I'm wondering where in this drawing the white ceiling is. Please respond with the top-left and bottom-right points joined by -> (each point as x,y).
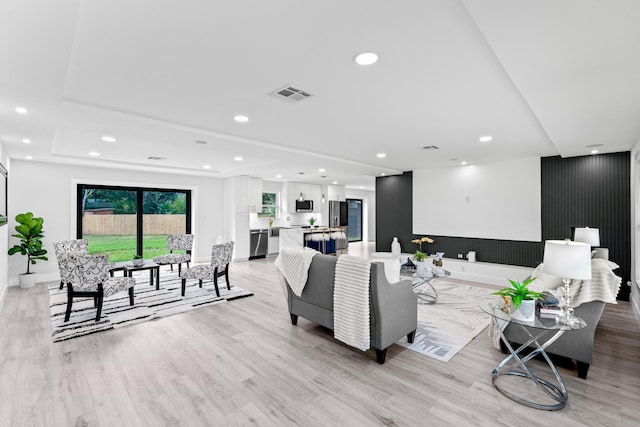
2,0 -> 639,190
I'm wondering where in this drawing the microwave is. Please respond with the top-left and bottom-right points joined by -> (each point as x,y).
295,200 -> 314,212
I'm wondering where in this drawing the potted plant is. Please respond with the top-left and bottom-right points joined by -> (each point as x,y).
414,250 -> 427,276
132,254 -> 144,267
309,217 -> 316,227
7,212 -> 48,288
492,277 -> 542,321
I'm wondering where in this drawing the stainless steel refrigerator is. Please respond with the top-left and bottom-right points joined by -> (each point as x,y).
329,201 -> 348,228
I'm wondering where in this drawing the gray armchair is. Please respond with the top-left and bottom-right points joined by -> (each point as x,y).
286,254 -> 417,364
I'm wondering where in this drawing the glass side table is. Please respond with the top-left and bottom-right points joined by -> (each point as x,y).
481,298 -> 586,411
400,269 -> 450,304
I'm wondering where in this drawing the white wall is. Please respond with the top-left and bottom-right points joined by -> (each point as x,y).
345,188 -> 376,242
413,157 -> 542,241
0,144 -> 9,310
7,160 -> 225,285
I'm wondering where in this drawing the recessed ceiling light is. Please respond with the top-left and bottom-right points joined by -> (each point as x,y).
89,152 -> 100,157
354,52 -> 379,66
461,161 -> 467,165
376,153 -> 386,158
22,139 -> 31,144
591,150 -> 599,154
26,155 -> 33,160
101,136 -> 116,142
234,156 -> 243,161
479,135 -> 493,143
203,164 -> 211,169
234,115 -> 249,123
15,107 -> 28,114
381,173 -> 386,176
318,168 -> 326,173
276,174 -> 282,179
360,186 -> 364,189
332,181 -> 338,185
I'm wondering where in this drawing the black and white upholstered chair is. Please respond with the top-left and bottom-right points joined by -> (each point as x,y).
152,234 -> 194,275
179,241 -> 234,297
53,239 -> 88,289
59,253 -> 136,322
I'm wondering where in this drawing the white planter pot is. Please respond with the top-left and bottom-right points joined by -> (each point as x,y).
515,299 -> 536,321
416,260 -> 425,277
19,273 -> 38,289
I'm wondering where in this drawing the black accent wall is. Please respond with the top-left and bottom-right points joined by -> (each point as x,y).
376,152 -> 631,300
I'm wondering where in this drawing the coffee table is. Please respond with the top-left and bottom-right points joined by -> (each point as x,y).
112,261 -> 161,290
401,269 -> 450,303
481,299 -> 586,410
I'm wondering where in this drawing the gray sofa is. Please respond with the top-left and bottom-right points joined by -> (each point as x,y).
502,249 -> 614,379
286,254 -> 418,364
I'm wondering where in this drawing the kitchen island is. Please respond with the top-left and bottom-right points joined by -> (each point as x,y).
279,227 -> 348,254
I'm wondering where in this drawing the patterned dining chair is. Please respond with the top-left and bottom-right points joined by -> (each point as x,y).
53,239 -> 89,289
59,253 -> 136,322
179,241 -> 234,297
153,234 -> 194,275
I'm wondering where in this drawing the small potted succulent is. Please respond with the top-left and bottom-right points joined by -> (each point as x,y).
132,254 -> 144,267
414,250 -> 427,276
309,217 -> 316,227
493,277 -> 541,321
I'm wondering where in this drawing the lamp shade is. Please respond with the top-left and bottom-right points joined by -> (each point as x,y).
543,240 -> 592,280
574,227 -> 600,247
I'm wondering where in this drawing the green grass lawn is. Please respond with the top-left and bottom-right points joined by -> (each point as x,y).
84,235 -> 185,262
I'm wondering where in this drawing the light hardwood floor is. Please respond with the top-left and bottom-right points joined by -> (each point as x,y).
1,242 -> 639,426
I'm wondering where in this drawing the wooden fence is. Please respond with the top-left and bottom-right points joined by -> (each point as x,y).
82,214 -> 186,235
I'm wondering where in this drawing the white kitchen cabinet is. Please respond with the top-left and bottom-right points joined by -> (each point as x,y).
250,177 -> 262,213
268,236 -> 279,254
327,184 -> 345,201
285,182 -> 322,213
233,176 -> 262,213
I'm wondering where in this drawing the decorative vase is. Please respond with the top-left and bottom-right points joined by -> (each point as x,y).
132,258 -> 144,267
416,260 -> 425,277
19,273 -> 38,289
514,299 -> 536,321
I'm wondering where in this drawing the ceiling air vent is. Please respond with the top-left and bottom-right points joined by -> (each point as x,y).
269,85 -> 314,103
147,156 -> 167,160
420,145 -> 439,151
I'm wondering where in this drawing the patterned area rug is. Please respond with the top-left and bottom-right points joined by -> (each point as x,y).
49,270 -> 253,342
397,281 -> 494,362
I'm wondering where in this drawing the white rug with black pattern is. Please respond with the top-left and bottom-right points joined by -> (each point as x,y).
397,281 -> 494,362
48,270 -> 253,342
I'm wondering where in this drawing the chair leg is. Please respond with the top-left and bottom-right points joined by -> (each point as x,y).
290,313 -> 298,325
129,287 -> 134,306
95,286 -> 104,322
59,280 -> 64,290
577,361 -> 590,379
407,330 -> 416,343
225,265 -> 231,290
93,296 -> 98,308
170,264 -> 174,272
199,279 -> 203,289
375,348 -> 387,364
178,263 -> 181,276
213,275 -> 220,297
181,279 -> 186,297
64,284 -> 73,322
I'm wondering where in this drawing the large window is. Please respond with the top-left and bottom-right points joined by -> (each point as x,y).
259,192 -> 279,218
77,185 -> 191,262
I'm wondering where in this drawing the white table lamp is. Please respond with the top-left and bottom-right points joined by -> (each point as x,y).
543,239 -> 592,326
574,227 -> 600,247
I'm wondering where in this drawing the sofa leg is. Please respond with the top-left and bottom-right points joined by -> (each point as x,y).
577,361 -> 590,379
290,313 -> 298,325
375,348 -> 387,364
407,330 -> 416,343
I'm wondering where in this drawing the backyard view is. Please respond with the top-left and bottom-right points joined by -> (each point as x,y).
81,187 -> 188,262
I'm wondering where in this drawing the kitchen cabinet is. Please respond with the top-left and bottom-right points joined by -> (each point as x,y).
268,236 -> 279,254
286,181 -> 322,213
327,184 -> 345,202
233,176 -> 262,213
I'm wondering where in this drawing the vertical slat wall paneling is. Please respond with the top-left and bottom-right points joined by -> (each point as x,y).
376,172 -> 414,252
541,153 -> 631,300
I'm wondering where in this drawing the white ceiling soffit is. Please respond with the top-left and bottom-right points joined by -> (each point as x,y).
462,0 -> 640,157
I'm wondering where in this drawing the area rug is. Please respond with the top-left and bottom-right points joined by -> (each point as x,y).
397,281 -> 494,362
48,270 -> 253,342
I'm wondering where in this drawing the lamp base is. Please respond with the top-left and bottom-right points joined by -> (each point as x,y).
557,277 -> 586,328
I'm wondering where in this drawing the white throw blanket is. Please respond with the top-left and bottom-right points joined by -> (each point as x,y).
274,248 -> 318,297
333,255 -> 371,351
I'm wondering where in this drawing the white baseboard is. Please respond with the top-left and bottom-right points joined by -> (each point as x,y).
442,258 -> 535,288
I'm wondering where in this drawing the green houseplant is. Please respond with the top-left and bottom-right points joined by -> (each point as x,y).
493,277 -> 541,320
8,212 -> 48,288
132,254 -> 144,267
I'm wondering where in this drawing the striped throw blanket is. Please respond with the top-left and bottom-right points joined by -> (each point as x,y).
274,248 -> 318,297
333,255 -> 371,351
